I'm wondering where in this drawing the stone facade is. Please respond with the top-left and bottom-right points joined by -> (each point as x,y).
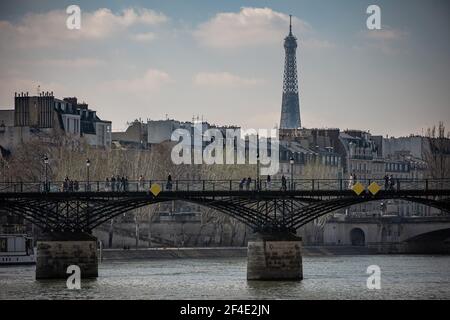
35,233 -> 98,279
247,233 -> 302,280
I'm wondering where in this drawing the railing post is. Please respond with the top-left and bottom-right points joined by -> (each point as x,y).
97,181 -> 100,192
312,179 -> 315,191
229,180 -> 232,191
339,179 -> 342,191
202,180 -> 205,191
20,182 -> 23,193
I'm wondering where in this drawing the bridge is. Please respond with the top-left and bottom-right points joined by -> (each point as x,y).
1,178 -> 449,280
324,215 -> 450,254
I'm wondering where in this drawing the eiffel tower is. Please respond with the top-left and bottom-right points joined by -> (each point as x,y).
280,15 -> 301,129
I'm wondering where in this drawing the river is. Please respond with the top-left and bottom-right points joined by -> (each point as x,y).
1,255 -> 449,299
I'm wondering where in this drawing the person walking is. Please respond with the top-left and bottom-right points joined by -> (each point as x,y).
246,177 -> 252,190
138,175 -> 144,191
239,178 -> 246,191
167,173 -> 173,191
111,176 -> 116,192
105,177 -> 110,192
389,175 -> 395,191
121,176 -> 126,192
116,175 -> 121,191
267,175 -> 271,190
384,175 -> 389,190
281,175 -> 287,191
348,173 -> 354,189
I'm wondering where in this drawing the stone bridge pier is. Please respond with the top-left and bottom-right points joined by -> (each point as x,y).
247,232 -> 303,281
36,232 -> 98,279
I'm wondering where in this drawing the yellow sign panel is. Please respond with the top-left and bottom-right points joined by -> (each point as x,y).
368,182 -> 381,195
352,182 -> 365,196
150,184 -> 162,196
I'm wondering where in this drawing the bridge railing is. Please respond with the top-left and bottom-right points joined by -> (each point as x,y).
0,178 -> 449,193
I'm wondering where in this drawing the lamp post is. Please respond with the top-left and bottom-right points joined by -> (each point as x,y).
43,155 -> 49,192
289,155 -> 294,191
256,134 -> 260,191
86,158 -> 91,191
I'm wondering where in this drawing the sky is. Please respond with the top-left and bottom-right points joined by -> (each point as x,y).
0,0 -> 449,137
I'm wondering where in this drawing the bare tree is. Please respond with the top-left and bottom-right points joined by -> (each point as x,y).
424,122 -> 450,179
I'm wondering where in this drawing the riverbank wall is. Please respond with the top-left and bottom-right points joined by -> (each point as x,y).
100,245 -> 380,261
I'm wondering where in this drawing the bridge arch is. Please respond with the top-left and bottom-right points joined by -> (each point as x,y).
1,197 -> 271,233
287,195 -> 450,229
401,226 -> 450,243
350,228 -> 366,246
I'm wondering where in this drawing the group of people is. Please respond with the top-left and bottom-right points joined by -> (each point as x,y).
239,177 -> 253,190
105,175 -> 130,192
237,175 -> 289,191
57,174 -> 403,193
62,177 -> 79,192
348,173 -> 400,191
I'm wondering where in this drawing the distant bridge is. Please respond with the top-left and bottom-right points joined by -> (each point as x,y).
324,215 -> 450,253
1,179 -> 449,234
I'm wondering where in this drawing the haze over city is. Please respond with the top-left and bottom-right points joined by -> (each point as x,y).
0,0 -> 448,136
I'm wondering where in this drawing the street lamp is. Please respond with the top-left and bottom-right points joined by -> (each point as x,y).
86,158 -> 91,191
43,155 -> 49,192
256,134 -> 260,191
289,155 -> 294,190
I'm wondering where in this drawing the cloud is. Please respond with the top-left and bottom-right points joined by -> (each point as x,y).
131,32 -> 157,43
33,58 -> 106,68
193,7 -> 312,49
193,72 -> 265,87
0,8 -> 167,48
362,28 -> 407,41
356,27 -> 408,54
102,69 -> 172,93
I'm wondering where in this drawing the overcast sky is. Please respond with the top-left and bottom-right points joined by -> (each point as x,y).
0,0 -> 449,137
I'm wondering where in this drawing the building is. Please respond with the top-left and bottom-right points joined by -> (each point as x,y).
382,135 -> 429,159
0,92 -> 111,152
111,119 -> 148,149
278,140 -> 343,180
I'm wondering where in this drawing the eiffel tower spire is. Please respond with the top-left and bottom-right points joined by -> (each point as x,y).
280,15 -> 301,129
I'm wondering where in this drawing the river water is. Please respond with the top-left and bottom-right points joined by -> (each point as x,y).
1,255 -> 449,299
